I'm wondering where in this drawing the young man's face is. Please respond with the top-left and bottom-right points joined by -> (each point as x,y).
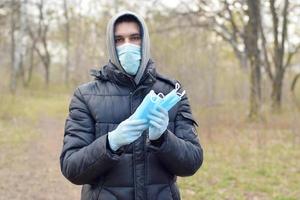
114,22 -> 141,47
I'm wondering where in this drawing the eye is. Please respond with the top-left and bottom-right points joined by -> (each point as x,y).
131,35 -> 141,41
115,37 -> 124,44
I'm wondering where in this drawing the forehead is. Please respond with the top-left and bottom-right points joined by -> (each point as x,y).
114,21 -> 140,36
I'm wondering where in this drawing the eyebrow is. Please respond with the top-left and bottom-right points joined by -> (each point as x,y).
115,33 -> 141,38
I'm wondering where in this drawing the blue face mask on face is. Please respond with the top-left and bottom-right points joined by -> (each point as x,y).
117,43 -> 141,75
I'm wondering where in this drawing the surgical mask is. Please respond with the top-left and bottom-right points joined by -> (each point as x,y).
131,83 -> 185,122
131,90 -> 163,121
158,83 -> 185,111
117,43 -> 141,75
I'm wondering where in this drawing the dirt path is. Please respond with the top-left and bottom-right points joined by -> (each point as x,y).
0,117 -> 81,200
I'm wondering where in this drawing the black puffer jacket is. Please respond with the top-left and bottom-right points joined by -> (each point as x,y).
60,61 -> 203,200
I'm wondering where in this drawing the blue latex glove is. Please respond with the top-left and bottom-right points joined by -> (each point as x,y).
148,106 -> 169,140
108,118 -> 148,151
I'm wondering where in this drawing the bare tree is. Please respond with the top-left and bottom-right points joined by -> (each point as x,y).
260,0 -> 300,112
9,0 -> 18,93
170,0 -> 262,118
63,0 -> 70,86
169,0 -> 300,115
291,73 -> 300,111
181,0 -> 249,70
10,0 -> 27,93
24,40 -> 36,86
245,0 -> 262,119
27,0 -> 51,85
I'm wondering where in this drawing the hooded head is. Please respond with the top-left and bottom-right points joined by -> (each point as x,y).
106,10 -> 151,84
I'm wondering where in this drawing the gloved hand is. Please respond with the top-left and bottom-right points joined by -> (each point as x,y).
108,118 -> 148,151
148,106 -> 169,140
131,90 -> 159,121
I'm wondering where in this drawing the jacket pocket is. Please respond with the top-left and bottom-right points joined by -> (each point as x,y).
180,112 -> 198,127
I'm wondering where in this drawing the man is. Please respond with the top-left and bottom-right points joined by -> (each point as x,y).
60,10 -> 203,200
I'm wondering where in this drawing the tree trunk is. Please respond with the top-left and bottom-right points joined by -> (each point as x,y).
63,0 -> 70,86
31,0 -> 51,86
246,0 -> 262,120
24,43 -> 35,87
9,0 -> 27,93
10,0 -> 21,94
10,1 -> 17,94
268,0 -> 289,112
271,70 -> 284,112
291,73 -> 300,111
45,64 -> 49,85
249,55 -> 261,119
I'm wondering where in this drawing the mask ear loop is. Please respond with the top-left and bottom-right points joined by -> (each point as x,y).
178,90 -> 185,97
175,82 -> 185,97
157,93 -> 164,98
150,92 -> 165,103
175,83 -> 180,91
149,90 -> 158,103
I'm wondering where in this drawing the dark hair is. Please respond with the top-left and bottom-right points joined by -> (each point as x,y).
114,14 -> 143,45
115,14 -> 142,34
115,14 -> 140,25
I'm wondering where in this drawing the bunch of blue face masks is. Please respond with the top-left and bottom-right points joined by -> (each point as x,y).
131,83 -> 185,121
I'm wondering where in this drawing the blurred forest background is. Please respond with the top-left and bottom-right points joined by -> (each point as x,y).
0,0 -> 300,199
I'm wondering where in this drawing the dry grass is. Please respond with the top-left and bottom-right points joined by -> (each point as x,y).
0,87 -> 70,146
179,103 -> 300,200
0,88 -> 299,199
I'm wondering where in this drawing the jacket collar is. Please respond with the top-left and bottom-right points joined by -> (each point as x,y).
90,60 -> 157,88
